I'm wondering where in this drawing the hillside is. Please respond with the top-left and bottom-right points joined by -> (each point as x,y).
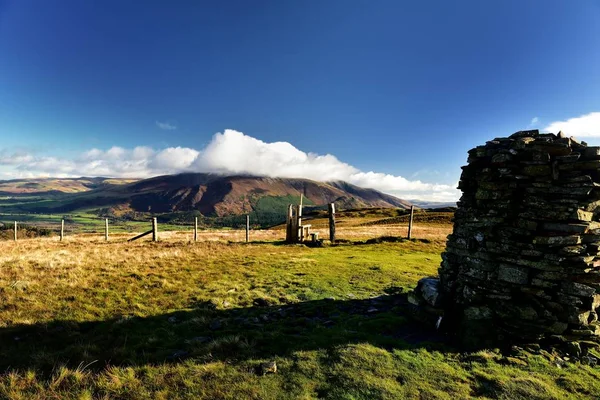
0,173 -> 411,217
0,177 -> 136,194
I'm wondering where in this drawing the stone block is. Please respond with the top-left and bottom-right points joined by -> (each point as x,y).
498,264 -> 529,284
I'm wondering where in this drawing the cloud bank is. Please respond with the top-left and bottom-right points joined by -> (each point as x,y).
0,129 -> 459,202
544,112 -> 600,138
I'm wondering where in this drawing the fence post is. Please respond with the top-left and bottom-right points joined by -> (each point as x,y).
152,217 -> 158,242
60,219 -> 64,241
194,216 -> 198,242
408,205 -> 414,240
286,204 -> 293,243
105,218 -> 109,241
246,214 -> 250,243
14,221 -> 17,241
328,203 -> 336,242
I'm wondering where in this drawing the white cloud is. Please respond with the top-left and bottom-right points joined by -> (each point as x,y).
151,147 -> 200,171
156,121 -> 177,130
0,129 -> 460,202
544,112 -> 600,137
0,152 -> 34,165
528,117 -> 539,128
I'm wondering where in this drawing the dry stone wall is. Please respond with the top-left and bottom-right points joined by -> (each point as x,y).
431,130 -> 600,349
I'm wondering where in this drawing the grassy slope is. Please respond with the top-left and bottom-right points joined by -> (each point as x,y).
0,236 -> 599,399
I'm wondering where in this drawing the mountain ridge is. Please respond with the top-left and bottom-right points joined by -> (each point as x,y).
0,173 -> 412,216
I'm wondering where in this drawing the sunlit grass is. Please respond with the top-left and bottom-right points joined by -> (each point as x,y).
0,227 -> 599,399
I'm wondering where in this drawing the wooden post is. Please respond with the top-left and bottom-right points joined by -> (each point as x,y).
105,218 -> 109,241
286,204 -> 293,243
328,203 -> 336,242
298,197 -> 303,228
246,214 -> 250,243
291,205 -> 299,243
152,217 -> 158,242
408,205 -> 415,240
194,217 -> 198,242
60,219 -> 64,241
14,221 -> 17,241
127,230 -> 153,242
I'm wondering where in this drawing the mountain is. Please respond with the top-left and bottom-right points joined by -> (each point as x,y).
0,173 -> 411,216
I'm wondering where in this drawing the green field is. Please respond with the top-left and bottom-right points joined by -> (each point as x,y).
0,236 -> 599,399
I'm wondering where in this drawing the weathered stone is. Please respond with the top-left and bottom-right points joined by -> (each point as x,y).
546,321 -> 568,335
464,306 -> 493,320
531,278 -> 559,289
417,277 -> 442,307
558,245 -> 587,255
565,341 -> 582,357
491,152 -> 513,164
583,147 -> 600,160
498,264 -> 529,284
556,154 -> 581,163
561,282 -> 597,297
573,209 -> 594,222
533,236 -> 582,247
510,130 -> 539,139
260,361 -> 277,375
542,223 -> 588,235
522,165 -> 552,177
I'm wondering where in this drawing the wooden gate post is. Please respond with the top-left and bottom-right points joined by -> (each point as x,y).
292,205 -> 300,242
194,217 -> 198,242
328,203 -> 336,242
14,221 -> 17,241
152,217 -> 158,242
286,204 -> 293,243
407,205 -> 415,240
246,214 -> 250,243
60,219 -> 64,241
105,218 -> 109,241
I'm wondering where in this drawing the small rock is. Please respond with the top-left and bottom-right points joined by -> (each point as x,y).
261,360 -> 277,375
565,341 -> 582,357
253,298 -> 270,307
581,355 -> 598,367
417,277 -> 442,307
168,316 -> 177,324
367,307 -> 378,313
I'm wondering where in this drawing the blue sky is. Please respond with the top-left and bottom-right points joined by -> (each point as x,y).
1,0 -> 600,201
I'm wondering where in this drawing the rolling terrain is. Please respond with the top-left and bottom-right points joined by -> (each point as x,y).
0,177 -> 135,195
0,173 -> 411,217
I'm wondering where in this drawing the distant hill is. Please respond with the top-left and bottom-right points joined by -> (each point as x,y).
0,177 -> 135,195
0,173 -> 411,217
408,199 -> 457,209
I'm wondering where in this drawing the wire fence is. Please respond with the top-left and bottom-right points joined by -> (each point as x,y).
0,212 -> 291,243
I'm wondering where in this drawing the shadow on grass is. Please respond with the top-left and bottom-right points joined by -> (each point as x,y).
0,294 -> 452,376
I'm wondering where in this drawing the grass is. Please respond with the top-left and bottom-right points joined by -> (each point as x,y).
0,226 -> 599,398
